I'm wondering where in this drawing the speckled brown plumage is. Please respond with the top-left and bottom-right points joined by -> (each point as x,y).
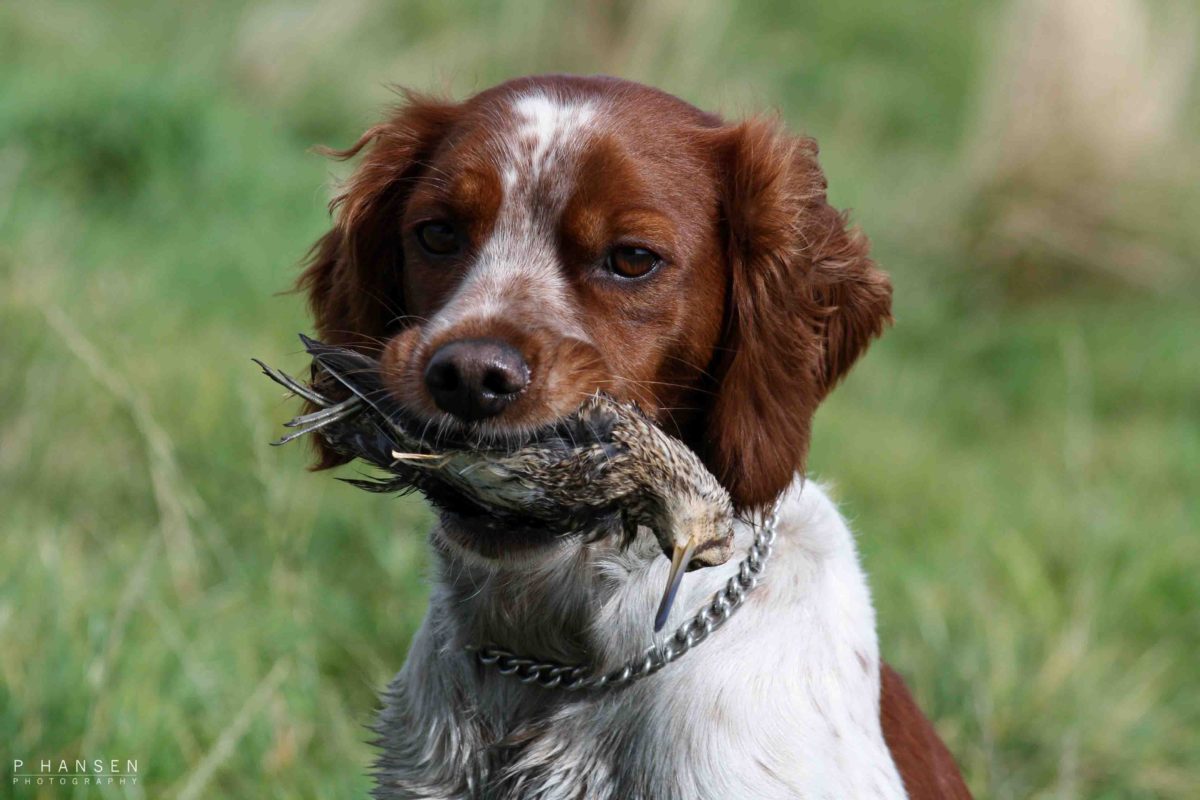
258,336 -> 735,626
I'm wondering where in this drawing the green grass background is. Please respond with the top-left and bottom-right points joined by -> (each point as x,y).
1,1 -> 1197,797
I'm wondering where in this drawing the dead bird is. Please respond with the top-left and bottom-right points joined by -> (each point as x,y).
257,334 -> 735,630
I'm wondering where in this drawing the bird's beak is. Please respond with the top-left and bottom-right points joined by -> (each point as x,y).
390,450 -> 447,464
654,535 -> 696,632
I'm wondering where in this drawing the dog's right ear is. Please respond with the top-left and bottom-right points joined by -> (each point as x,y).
297,91 -> 460,468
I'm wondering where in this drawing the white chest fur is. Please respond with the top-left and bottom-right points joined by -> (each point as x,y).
373,479 -> 907,800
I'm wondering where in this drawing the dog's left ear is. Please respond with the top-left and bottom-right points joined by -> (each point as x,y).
701,117 -> 892,511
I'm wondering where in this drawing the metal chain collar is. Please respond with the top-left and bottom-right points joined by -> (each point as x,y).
467,500 -> 781,691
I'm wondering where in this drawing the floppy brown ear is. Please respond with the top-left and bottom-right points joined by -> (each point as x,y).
703,118 -> 892,511
297,92 -> 460,468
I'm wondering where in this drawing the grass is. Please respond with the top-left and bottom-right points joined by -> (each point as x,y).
1,1 -> 1196,797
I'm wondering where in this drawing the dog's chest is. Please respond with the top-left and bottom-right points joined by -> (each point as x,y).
469,669 -> 905,800
372,482 -> 907,799
375,640 -> 905,800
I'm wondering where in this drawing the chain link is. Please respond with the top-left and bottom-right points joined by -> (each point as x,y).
467,499 -> 782,691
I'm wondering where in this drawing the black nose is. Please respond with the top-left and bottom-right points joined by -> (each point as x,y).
423,338 -> 530,421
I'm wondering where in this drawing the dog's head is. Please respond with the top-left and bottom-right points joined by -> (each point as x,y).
301,75 -> 890,535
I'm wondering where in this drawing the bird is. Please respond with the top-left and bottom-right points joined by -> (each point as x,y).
256,335 -> 736,631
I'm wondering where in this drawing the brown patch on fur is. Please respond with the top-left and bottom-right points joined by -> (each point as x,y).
881,663 -> 973,799
556,130 -> 727,442
700,118 -> 892,510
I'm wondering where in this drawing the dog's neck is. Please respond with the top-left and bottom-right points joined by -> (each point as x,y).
432,518 -> 686,672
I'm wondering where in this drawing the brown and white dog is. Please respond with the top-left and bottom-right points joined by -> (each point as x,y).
299,74 -> 970,799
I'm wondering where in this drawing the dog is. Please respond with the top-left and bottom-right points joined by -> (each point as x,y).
298,74 -> 970,799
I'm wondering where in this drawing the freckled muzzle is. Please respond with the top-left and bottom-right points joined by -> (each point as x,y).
257,334 -> 736,630
378,313 -> 611,437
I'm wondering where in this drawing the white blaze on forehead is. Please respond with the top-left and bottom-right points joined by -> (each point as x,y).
511,93 -> 597,183
430,92 -> 599,340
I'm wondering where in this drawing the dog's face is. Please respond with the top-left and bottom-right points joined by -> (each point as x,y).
387,85 -> 728,452
302,75 -> 891,554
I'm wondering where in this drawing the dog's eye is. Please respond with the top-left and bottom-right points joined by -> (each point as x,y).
415,221 -> 461,256
606,246 -> 662,279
